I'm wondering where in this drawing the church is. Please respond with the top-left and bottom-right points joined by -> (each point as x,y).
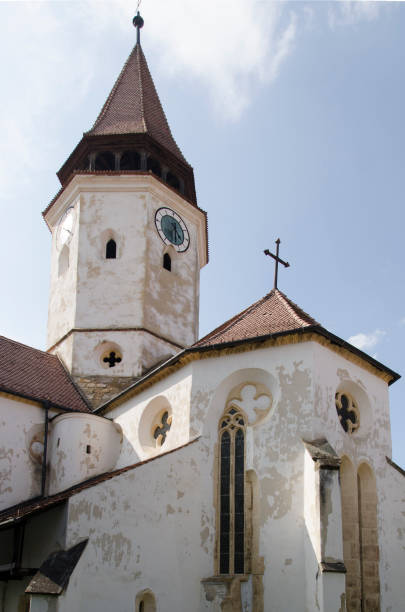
0,12 -> 404,612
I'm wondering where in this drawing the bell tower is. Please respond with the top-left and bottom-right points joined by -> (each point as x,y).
44,13 -> 208,407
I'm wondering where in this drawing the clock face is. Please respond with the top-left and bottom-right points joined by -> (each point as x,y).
56,206 -> 76,250
155,207 -> 190,252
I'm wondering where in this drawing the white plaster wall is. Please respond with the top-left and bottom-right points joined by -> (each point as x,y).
68,329 -> 180,378
50,337 -> 402,611
45,174 -> 207,378
60,441 -> 209,612
48,412 -> 123,495
47,197 -> 80,349
110,365 -> 193,467
0,396 -> 56,511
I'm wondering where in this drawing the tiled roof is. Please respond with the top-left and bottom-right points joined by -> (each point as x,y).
0,336 -> 89,412
87,44 -> 186,163
194,289 -> 320,348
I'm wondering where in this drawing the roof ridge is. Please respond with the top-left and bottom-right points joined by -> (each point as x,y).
275,289 -> 320,326
87,45 -> 135,135
136,44 -> 147,133
196,291 -> 274,346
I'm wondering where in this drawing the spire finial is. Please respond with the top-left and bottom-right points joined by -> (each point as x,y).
264,238 -> 290,290
133,9 -> 144,45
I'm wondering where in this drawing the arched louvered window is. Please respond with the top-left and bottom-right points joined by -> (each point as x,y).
218,406 -> 246,574
106,239 -> 116,259
163,253 -> 171,271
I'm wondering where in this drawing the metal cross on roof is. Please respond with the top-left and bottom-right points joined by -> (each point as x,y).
133,10 -> 144,45
264,238 -> 290,290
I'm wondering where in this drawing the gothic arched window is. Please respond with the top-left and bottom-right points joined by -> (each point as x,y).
106,239 -> 117,259
218,406 -> 246,575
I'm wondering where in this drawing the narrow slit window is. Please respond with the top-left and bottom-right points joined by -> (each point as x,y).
163,253 -> 171,271
106,239 -> 116,259
86,445 -> 91,454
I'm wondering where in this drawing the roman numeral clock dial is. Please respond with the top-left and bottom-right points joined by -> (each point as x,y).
154,207 -> 190,252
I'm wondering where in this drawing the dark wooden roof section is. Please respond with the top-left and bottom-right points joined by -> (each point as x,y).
87,43 -> 186,163
194,289 -> 320,348
0,335 -> 89,412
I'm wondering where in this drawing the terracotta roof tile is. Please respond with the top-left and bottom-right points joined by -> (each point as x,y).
0,335 -> 89,412
87,44 -> 186,163
194,289 -> 320,348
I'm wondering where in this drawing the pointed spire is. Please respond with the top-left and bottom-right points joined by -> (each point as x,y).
86,14 -> 186,164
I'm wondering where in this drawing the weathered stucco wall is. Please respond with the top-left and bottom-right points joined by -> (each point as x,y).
0,395 -> 57,511
48,412 -> 123,495
46,174 -> 206,379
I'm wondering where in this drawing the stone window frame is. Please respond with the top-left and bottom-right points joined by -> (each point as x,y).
216,404 -> 247,576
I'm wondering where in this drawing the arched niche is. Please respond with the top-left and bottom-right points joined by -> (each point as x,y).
135,590 -> 156,612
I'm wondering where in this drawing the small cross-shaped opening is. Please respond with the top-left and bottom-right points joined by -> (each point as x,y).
153,411 -> 172,446
103,351 -> 122,368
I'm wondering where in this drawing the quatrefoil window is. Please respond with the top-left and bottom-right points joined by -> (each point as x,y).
335,392 -> 359,434
153,411 -> 172,446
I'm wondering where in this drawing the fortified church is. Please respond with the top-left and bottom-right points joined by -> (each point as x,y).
0,13 -> 404,612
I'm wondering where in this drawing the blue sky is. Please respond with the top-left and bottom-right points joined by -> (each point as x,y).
1,1 -> 404,465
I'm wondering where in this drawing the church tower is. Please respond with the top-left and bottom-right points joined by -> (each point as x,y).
43,13 -> 208,405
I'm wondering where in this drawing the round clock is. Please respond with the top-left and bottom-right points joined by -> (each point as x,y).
155,207 -> 190,252
56,206 -> 76,250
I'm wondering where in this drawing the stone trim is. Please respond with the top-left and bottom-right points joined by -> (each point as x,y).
320,560 -> 347,574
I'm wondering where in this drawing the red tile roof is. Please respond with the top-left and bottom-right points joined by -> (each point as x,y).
0,336 -> 89,412
194,289 -> 320,348
87,44 -> 186,164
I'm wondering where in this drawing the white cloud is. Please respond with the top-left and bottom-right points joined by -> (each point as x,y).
347,329 -> 386,351
328,0 -> 396,29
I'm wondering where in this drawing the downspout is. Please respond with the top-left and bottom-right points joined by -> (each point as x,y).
41,401 -> 49,497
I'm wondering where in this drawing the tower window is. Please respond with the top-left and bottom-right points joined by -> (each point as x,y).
86,445 -> 91,454
147,156 -> 161,177
94,151 -> 115,171
163,253 -> 171,271
120,150 -> 141,171
166,172 -> 180,191
102,350 -> 122,368
106,239 -> 117,259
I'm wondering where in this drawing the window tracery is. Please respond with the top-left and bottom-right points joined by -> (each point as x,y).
335,392 -> 359,434
153,410 -> 172,446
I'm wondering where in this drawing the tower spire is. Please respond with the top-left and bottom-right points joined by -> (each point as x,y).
133,10 -> 144,45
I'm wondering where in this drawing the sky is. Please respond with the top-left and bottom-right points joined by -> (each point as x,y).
0,0 -> 405,466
